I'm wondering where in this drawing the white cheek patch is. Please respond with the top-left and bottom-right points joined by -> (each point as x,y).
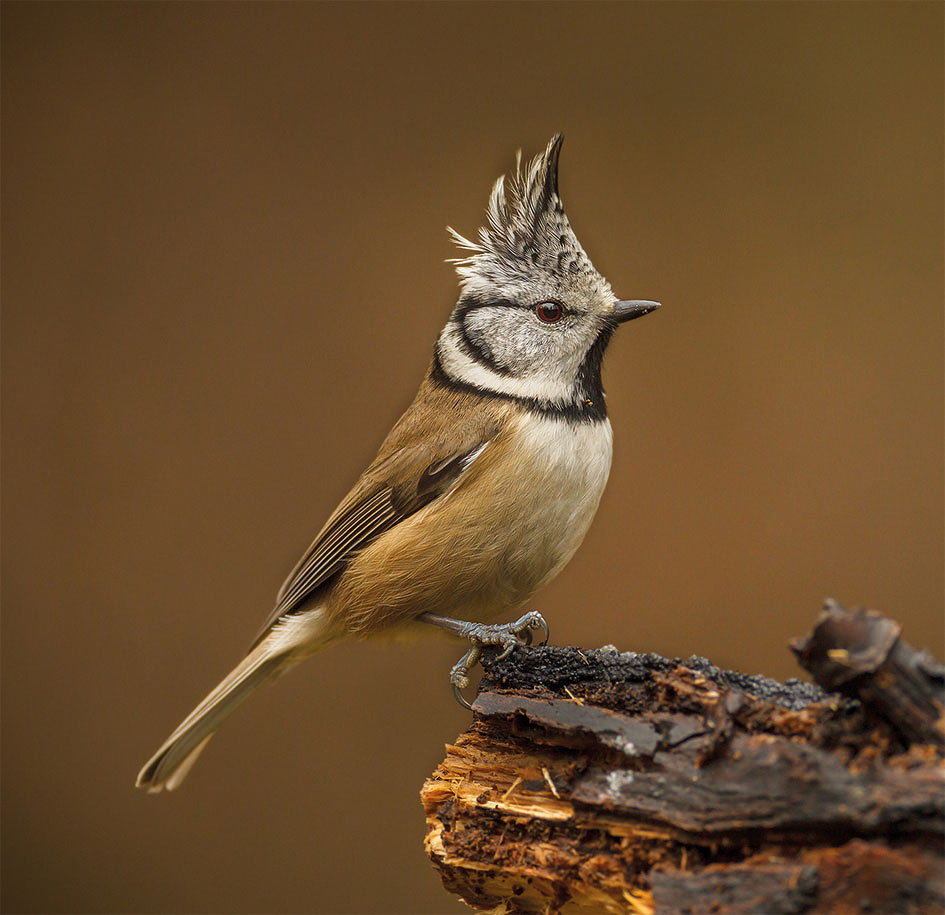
438,322 -> 577,404
461,307 -> 510,371
463,306 -> 558,374
449,305 -> 593,400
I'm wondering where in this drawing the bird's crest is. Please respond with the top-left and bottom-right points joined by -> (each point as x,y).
448,134 -> 600,295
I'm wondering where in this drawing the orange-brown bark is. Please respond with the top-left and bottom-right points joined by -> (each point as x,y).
421,604 -> 944,914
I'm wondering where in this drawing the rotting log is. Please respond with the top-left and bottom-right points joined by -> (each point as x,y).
421,602 -> 945,914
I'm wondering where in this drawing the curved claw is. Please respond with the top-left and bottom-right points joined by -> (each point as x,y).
452,681 -> 473,710
513,612 -> 549,646
496,639 -> 519,661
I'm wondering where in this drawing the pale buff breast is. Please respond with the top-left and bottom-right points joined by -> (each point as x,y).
327,411 -> 614,634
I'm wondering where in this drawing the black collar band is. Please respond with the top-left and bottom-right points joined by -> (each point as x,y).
430,348 -> 608,424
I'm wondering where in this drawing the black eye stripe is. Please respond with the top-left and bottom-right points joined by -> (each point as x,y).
454,295 -> 516,319
455,294 -> 571,318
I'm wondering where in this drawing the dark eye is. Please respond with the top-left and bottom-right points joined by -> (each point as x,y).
534,301 -> 564,323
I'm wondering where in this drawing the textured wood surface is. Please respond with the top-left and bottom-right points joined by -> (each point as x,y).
421,604 -> 945,914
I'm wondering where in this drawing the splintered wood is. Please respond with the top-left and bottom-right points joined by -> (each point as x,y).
421,603 -> 944,914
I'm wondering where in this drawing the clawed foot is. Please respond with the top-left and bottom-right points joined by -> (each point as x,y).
446,611 -> 550,709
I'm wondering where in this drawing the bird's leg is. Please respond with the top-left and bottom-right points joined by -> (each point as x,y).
418,611 -> 550,709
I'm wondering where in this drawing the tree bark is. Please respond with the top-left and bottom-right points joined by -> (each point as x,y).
421,603 -> 944,914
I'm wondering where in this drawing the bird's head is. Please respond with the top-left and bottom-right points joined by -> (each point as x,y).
436,134 -> 658,415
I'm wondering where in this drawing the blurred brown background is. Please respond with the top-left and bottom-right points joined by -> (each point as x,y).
2,3 -> 942,913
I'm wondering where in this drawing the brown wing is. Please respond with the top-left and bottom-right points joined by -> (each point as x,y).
248,438 -> 491,648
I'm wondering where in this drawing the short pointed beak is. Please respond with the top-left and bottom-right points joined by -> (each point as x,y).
613,299 -> 661,323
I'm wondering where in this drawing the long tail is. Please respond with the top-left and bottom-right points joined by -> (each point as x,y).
136,611 -> 328,793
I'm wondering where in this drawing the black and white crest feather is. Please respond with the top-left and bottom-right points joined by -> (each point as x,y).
448,134 -> 605,296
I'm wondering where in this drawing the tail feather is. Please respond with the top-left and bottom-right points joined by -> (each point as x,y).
137,644 -> 292,793
162,735 -> 212,792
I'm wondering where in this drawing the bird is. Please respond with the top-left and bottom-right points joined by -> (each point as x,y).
136,134 -> 659,793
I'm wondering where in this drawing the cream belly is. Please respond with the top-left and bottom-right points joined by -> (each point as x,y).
327,411 -> 614,634
509,412 -> 614,592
